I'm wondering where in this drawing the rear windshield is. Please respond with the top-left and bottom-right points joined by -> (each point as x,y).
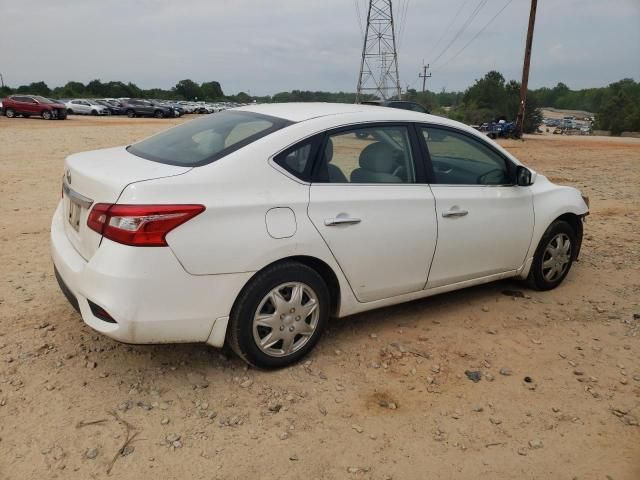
128,110 -> 291,166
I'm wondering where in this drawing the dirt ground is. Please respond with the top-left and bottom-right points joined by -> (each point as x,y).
0,115 -> 639,480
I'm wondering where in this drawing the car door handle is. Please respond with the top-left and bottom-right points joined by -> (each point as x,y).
442,208 -> 468,218
324,216 -> 361,226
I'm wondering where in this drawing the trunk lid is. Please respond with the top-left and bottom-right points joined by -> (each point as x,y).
61,146 -> 191,260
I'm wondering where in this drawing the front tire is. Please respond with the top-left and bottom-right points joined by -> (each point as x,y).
227,262 -> 329,368
154,110 -> 164,118
527,220 -> 577,290
126,109 -> 136,118
42,110 -> 52,120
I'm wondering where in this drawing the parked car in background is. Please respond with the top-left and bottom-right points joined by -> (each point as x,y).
95,99 -> 123,115
65,99 -> 110,116
150,100 -> 184,117
177,101 -> 196,113
2,95 -> 67,120
120,99 -> 177,118
52,103 -> 589,368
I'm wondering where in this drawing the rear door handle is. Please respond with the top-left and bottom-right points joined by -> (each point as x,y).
324,215 -> 361,226
442,208 -> 468,218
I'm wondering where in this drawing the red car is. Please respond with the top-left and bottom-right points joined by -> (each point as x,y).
2,95 -> 67,120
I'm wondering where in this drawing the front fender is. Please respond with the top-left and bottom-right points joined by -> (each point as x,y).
518,175 -> 589,278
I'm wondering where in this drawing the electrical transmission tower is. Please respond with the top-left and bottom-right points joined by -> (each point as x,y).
356,0 -> 402,102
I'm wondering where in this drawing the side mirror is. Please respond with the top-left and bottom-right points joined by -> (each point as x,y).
516,166 -> 535,186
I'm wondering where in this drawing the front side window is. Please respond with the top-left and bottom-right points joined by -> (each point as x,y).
128,110 -> 290,166
314,126 -> 416,184
421,127 -> 512,185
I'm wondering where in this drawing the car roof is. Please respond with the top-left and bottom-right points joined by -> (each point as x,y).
235,102 -> 523,167
235,102 -> 444,123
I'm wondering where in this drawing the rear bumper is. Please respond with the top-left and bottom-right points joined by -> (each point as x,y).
50,203 -> 252,346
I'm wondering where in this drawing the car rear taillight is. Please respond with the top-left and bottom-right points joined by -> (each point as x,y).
87,204 -> 205,246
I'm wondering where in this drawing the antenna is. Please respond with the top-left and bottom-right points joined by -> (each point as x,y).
356,0 -> 402,102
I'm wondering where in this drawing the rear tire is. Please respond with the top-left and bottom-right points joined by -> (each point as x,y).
126,109 -> 136,118
527,220 -> 577,291
5,108 -> 15,118
67,109 -> 74,114
227,262 -> 329,369
42,110 -> 52,120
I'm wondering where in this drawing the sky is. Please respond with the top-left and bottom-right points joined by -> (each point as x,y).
1,0 -> 639,95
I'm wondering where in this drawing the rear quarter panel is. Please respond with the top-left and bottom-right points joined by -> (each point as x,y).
116,131 -> 346,278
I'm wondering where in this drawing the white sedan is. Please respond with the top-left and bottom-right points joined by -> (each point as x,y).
51,103 -> 589,368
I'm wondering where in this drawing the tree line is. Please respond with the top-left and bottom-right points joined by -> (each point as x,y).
0,79 -> 243,103
2,74 -> 637,134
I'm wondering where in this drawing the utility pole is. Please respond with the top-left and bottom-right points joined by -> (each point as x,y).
356,0 -> 402,102
515,0 -> 538,138
0,73 -> 4,88
419,64 -> 431,93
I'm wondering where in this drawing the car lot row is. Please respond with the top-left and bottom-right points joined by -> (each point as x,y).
0,94 -> 245,120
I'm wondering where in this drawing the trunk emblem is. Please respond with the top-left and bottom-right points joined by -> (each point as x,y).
66,170 -> 72,185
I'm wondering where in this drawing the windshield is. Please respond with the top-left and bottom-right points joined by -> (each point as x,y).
33,96 -> 59,104
127,110 -> 291,167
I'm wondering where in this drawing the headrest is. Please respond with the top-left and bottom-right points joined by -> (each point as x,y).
324,138 -> 333,163
359,142 -> 398,174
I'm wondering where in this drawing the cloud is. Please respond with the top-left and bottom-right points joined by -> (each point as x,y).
0,0 -> 638,94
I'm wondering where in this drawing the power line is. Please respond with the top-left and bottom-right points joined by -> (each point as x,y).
430,0 -> 488,66
437,0 -> 514,71
430,0 -> 471,56
354,0 -> 365,39
396,0 -> 411,50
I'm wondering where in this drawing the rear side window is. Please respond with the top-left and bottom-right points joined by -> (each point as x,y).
273,138 -> 319,182
128,111 -> 291,167
313,125 -> 417,184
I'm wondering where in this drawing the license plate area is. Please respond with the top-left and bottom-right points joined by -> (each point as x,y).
62,181 -> 93,234
68,198 -> 82,231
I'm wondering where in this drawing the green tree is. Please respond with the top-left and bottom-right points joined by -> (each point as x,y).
86,79 -> 107,97
200,81 -> 224,100
173,79 -> 202,100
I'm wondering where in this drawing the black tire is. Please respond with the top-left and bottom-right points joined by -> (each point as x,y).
42,110 -> 52,120
5,108 -> 15,118
154,110 -> 164,119
91,109 -> 98,116
527,220 -> 577,291
227,261 -> 330,369
67,109 -> 73,114
126,109 -> 136,118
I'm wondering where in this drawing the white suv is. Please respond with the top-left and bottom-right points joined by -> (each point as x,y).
65,99 -> 110,116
